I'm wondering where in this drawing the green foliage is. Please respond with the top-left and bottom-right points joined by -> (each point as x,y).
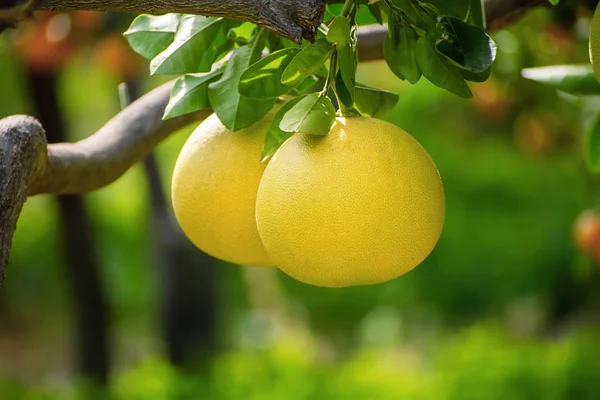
125,0 -> 497,155
279,93 -> 337,135
4,324 -> 600,400
208,45 -> 275,131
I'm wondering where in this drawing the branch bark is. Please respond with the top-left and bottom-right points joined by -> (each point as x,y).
36,0 -> 327,43
0,82 -> 208,283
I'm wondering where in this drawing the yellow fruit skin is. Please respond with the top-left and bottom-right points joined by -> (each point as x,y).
591,4 -> 600,83
172,113 -> 272,266
256,117 -> 445,287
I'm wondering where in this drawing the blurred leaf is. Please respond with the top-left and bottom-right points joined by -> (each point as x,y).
281,39 -> 333,86
467,0 -> 486,30
415,35 -> 472,98
385,15 -> 421,84
124,14 -> 181,60
239,48 -> 301,99
354,84 -> 399,118
208,46 -> 275,131
335,72 -> 354,109
327,17 -> 351,46
262,97 -> 305,161
435,15 -> 497,73
384,35 -> 406,81
280,93 -> 336,135
151,16 -> 238,75
462,66 -> 491,82
163,69 -> 222,120
338,44 -> 357,99
391,0 -> 418,24
428,0 -> 469,18
368,2 -> 387,25
521,65 -> 600,95
586,111 -> 600,173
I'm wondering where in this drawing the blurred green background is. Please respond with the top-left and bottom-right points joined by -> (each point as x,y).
2,3 -> 600,399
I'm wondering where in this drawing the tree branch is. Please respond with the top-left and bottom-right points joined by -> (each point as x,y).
34,0 -> 327,43
0,82 -> 208,283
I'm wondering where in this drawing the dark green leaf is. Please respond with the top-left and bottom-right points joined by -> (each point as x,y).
467,0 -> 486,30
164,69 -> 223,120
335,72 -> 354,109
391,0 -> 418,24
281,39 -> 333,86
151,16 -> 239,75
208,46 -> 275,131
280,93 -> 336,135
394,22 -> 422,84
586,111 -> 600,173
354,84 -> 399,118
338,44 -> 356,99
261,97 -> 305,161
435,15 -> 497,73
383,12 -> 406,81
426,0 -> 465,18
521,65 -> 600,96
295,76 -> 320,94
238,48 -> 301,99
368,2 -> 388,25
415,36 -> 472,98
462,67 -> 491,82
124,14 -> 181,60
327,17 -> 350,46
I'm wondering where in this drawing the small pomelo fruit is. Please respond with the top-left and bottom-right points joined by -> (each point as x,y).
255,117 -> 445,287
172,112 -> 272,266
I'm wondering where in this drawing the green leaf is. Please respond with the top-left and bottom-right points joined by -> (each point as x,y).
435,15 -> 497,73
261,97 -> 305,161
280,93 -> 336,135
281,39 -> 333,86
383,35 -> 405,81
388,20 -> 422,84
368,2 -> 388,25
338,44 -> 356,99
163,69 -> 223,120
295,76 -> 320,94
208,46 -> 275,131
327,17 -> 351,46
124,14 -> 181,60
354,84 -> 399,118
521,65 -> 600,96
467,0 -> 486,30
335,72 -> 354,109
238,48 -> 301,99
462,67 -> 491,82
586,111 -> 600,173
391,0 -> 418,24
150,16 -> 239,75
428,0 -> 468,19
415,36 -> 472,98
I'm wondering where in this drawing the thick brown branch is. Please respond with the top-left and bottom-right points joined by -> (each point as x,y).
28,82 -> 208,195
0,116 -> 46,283
0,81 -> 206,283
35,0 -> 326,43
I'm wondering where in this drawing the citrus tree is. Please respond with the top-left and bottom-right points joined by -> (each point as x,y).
0,0 -> 561,286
